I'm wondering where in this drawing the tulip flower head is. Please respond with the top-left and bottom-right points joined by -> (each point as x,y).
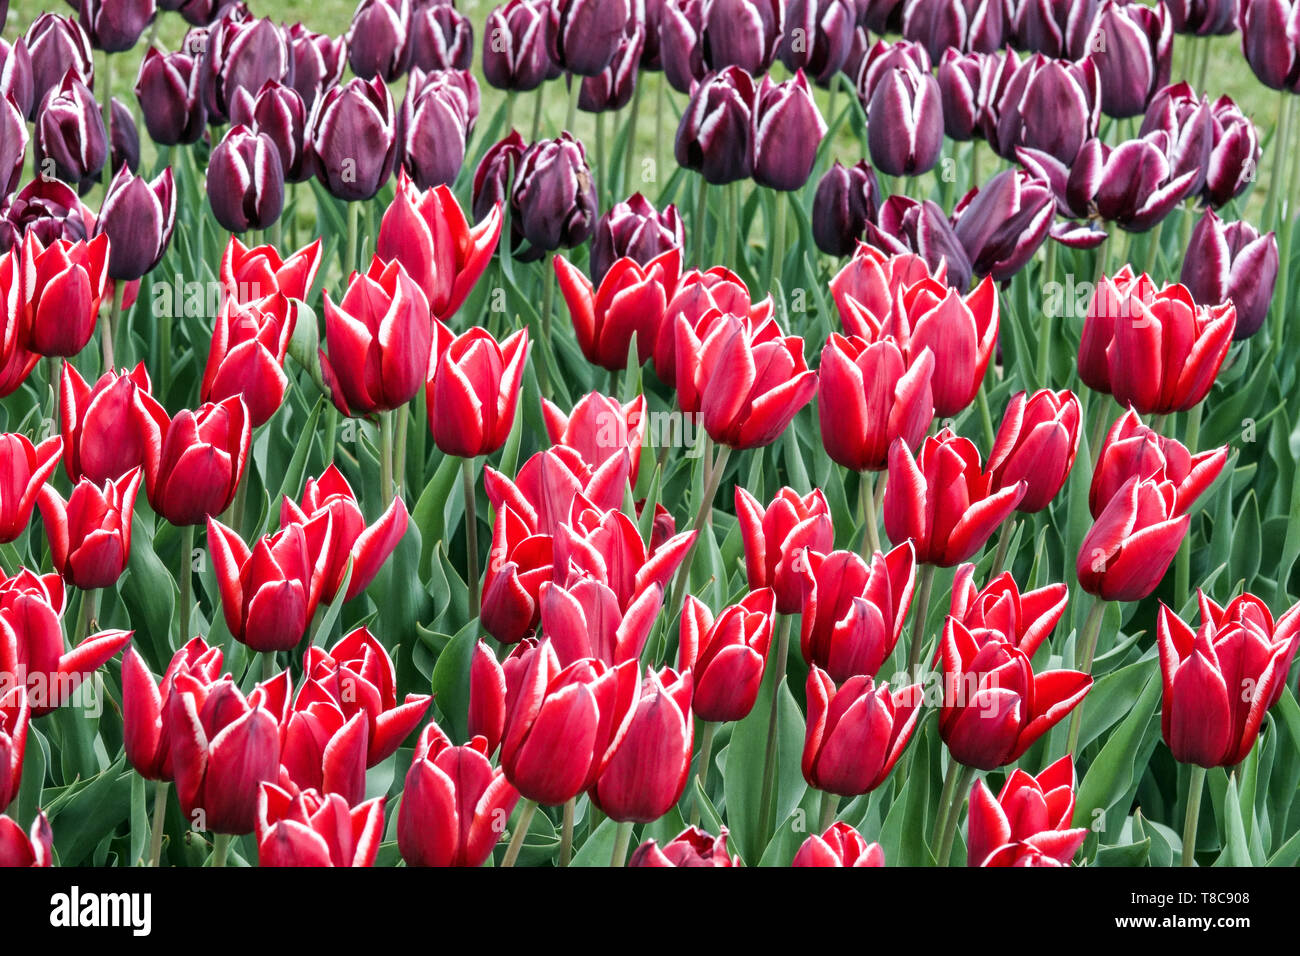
678,589 -> 775,722
257,784 -> 386,867
966,755 -> 1087,867
628,825 -> 740,866
37,468 -> 142,591
735,486 -> 834,614
792,821 -> 886,866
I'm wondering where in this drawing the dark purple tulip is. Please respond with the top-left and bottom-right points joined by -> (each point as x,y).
1239,0 -> 1300,91
864,195 -> 971,290
207,124 -> 285,233
95,165 -> 177,280
675,65 -> 756,185
307,76 -> 398,201
399,69 -> 475,188
0,177 -> 95,251
580,22 -> 644,112
855,37 -> 931,103
754,71 -> 827,190
286,24 -> 348,110
349,0 -> 413,81
702,0 -> 783,73
78,0 -> 156,53
511,132 -> 598,254
483,0 -> 554,92
549,0 -> 632,76
229,81 -> 309,183
812,159 -> 879,257
1182,209 -> 1278,340
0,95 -> 26,199
591,193 -> 684,284
109,97 -> 140,178
204,12 -> 292,124
35,71 -> 108,186
176,0 -> 235,26
24,14 -> 95,119
135,48 -> 206,146
779,0 -> 856,86
0,39 -> 35,121
411,1 -> 474,71
660,0 -> 706,93
855,0 -> 904,32
1139,82 -> 1212,199
1203,96 -> 1260,209
902,0 -> 1006,61
473,129 -> 525,224
643,0 -> 667,68
841,24 -> 870,84
867,62 -> 943,177
990,52 -> 1099,164
1168,0 -> 1236,35
1009,0 -> 1097,58
937,49 -> 985,141
1084,0 -> 1171,119
952,168 -> 1054,281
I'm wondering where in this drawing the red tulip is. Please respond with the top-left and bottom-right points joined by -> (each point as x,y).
425,325 -> 529,458
0,433 -> 62,543
679,590 -> 775,722
480,503 -> 554,645
556,249 -> 682,371
655,266 -> 772,387
200,293 -> 297,427
628,826 -> 741,866
800,543 -> 917,682
938,619 -> 1092,770
37,468 -> 142,590
121,638 -> 223,781
987,389 -> 1081,513
0,685 -> 28,810
593,666 -> 694,823
967,755 -> 1086,867
829,245 -> 941,328
735,486 -> 834,615
219,235 -> 322,303
59,362 -> 151,485
792,822 -> 886,867
23,233 -> 109,357
0,245 -> 38,398
0,812 -> 51,867
257,784 -> 385,867
398,722 -> 520,866
271,680 -> 370,805
539,571 -> 663,668
1076,475 -> 1189,602
1197,590 -> 1300,713
802,666 -> 923,796
134,395 -> 251,527
542,392 -> 647,486
485,444 -> 630,539
468,639 -> 506,754
1090,408 -> 1227,519
949,564 -> 1068,660
884,429 -> 1027,567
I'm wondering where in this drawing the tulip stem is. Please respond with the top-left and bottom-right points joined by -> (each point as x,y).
461,456 -> 481,613
990,517 -> 1016,577
501,799 -> 537,867
393,405 -> 409,499
102,282 -> 124,374
690,721 -> 717,828
565,75 -> 580,134
756,614 -> 793,842
906,565 -> 936,678
1065,595 -> 1107,756
99,52 -> 113,157
74,588 -> 99,644
1181,765 -> 1207,867
559,798 -> 575,867
610,820 -> 635,867
379,411 -> 395,504
531,89 -> 544,141
767,191 -> 788,297
539,252 -> 556,355
931,759 -> 961,848
595,110 -> 607,208
1036,239 -> 1058,385
975,378 -> 994,450
178,523 -> 194,642
1273,95 -> 1300,352
346,198 -> 360,276
623,80 -> 642,196
261,652 -> 276,682
858,471 -> 881,558
147,781 -> 169,867
1142,220 -> 1164,279
693,174 -> 708,267
211,833 -> 230,867
1264,88 -> 1291,236
818,791 -> 839,834
935,765 -> 977,866
1173,403 -> 1202,611
655,76 -> 666,194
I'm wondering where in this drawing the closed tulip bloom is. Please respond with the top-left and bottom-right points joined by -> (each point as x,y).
542,391 -> 646,484
989,53 -> 1099,164
308,76 -> 397,201
862,195 -> 973,292
134,48 -> 205,146
0,179 -> 95,254
1202,96 -> 1261,209
320,258 -> 432,416
481,507 -> 554,643
1076,266 -> 1151,394
779,0 -> 856,84
548,0 -> 631,76
1239,0 -> 1300,91
655,266 -> 773,386
257,785 -> 385,867
229,81 -> 309,184
0,813 -> 52,868
273,689 -> 370,804
134,395 -> 251,526
813,161 -> 879,257
121,638 -> 223,781
0,94 -> 25,200
1181,210 -> 1277,341
736,486 -> 834,614
987,389 -> 1080,513
59,363 -> 150,485
286,24 -> 347,110
580,21 -> 644,113
702,0 -> 782,72
593,666 -> 693,822
1139,83 -> 1214,199
793,821 -> 886,866
484,444 -> 632,538
221,236 -> 322,303
399,68 -> 475,190
1091,408 -> 1227,519
202,13 -> 292,123
24,14 -> 94,117
169,677 -> 280,834
0,39 -> 35,123
952,168 -> 1055,281
426,325 -> 529,458
94,166 -> 176,281
939,619 -> 1091,770
410,1 -> 472,71
856,35 -> 932,102
949,564 -> 1068,659
829,243 -> 942,323
483,0 -> 552,91
801,543 -> 916,681
1199,592 -> 1300,711
500,642 -> 640,804
935,49 -> 985,141
966,755 -> 1086,867
1076,475 -> 1189,602
675,66 -> 757,185
679,590 -> 774,722
23,233 -> 108,358
803,666 -> 923,796
866,63 -> 942,177
511,134 -> 598,255
629,826 -> 740,866
902,0 -> 1005,60
1084,0 -> 1171,118
818,333 -> 934,473
34,71 -> 107,185
37,468 -> 141,590
206,125 -> 285,234
753,71 -> 827,190
1008,0 -> 1097,57
556,248 -> 680,371
0,685 -> 28,810
79,0 -> 155,53
0,433 -> 63,543
200,293 -> 296,427
660,0 -> 706,94
1166,0 -> 1235,34
591,195 -> 684,287
1157,597 -> 1300,767
885,430 -> 1027,567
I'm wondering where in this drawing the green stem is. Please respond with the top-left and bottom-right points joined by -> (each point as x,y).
100,53 -> 113,154
1181,765 -> 1207,867
690,721 -> 717,829
931,759 -> 961,847
1142,219 -> 1164,279
818,791 -> 839,834
1173,403 -> 1202,611
655,75 -> 666,194
74,588 -> 99,643
595,109 -> 607,208
757,613 -> 793,841
346,198 -> 360,276
178,523 -> 194,642
768,191 -> 788,296
505,91 -> 516,134
393,404 -> 409,499
623,79 -> 643,196
990,517 -> 1016,577
103,282 -> 125,373
531,88 -> 544,141
858,471 -> 881,557
379,411 -> 395,504
935,765 -> 977,866
501,799 -> 537,867
565,74 -> 580,133
1065,595 -> 1107,755
461,456 -> 481,613
147,781 -> 169,867
211,833 -> 231,867
610,819 -> 635,867
1264,88 -> 1291,236
1036,239 -> 1058,384
975,377 -> 995,450
261,651 -> 276,682
1272,95 -> 1300,352
906,565 -> 936,677
694,174 -> 709,267
559,798 -> 575,867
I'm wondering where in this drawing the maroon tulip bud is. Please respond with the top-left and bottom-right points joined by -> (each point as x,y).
308,76 -> 398,202
134,48 -> 206,147
0,39 -> 34,123
1203,95 -> 1260,209
856,0 -> 905,32
0,94 -> 26,203
1240,0 -> 1300,91
855,36 -> 931,102
866,62 -> 942,177
863,195 -> 972,291
1138,82 -> 1213,198
34,71 -> 107,185
79,0 -> 156,54
1181,209 -> 1278,341
348,0 -> 413,81
754,70 -> 826,190
803,666 -> 923,795
675,65 -> 756,185
902,0 -> 1007,60
285,23 -> 347,110
207,125 -> 285,234
202,12 -> 292,124
813,160 -> 879,256
412,1 -> 474,71
399,69 -> 474,189
779,0 -> 856,85
511,132 -> 598,254
94,165 -> 177,280
229,80 -> 309,183
579,21 -> 644,113
472,129 -> 525,232
24,14 -> 94,119
936,48 -> 985,141
0,178 -> 94,252
990,52 -> 1099,164
952,167 -> 1054,281
701,0 -> 782,73
659,0 -> 706,93
483,0 -> 553,92
1084,0 -> 1171,118
1009,0 -> 1097,58
174,0 -> 235,27
549,0 -> 632,76
590,193 -> 684,286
